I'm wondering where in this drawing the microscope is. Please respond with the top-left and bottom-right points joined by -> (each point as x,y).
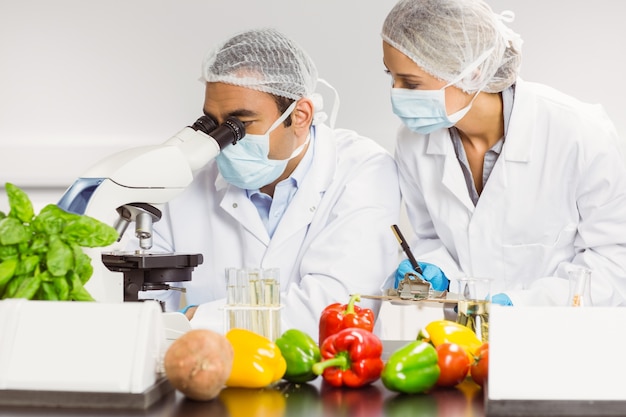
57,116 -> 245,304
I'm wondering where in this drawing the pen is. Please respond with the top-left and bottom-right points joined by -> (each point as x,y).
391,224 -> 423,275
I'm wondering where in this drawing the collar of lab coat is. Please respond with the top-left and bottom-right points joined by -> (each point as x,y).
502,78 -> 535,163
425,78 -> 535,163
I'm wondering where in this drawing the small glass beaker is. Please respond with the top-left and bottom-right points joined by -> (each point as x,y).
568,266 -> 593,307
456,277 -> 492,343
224,267 -> 282,340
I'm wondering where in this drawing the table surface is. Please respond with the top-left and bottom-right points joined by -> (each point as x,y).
0,340 -> 486,417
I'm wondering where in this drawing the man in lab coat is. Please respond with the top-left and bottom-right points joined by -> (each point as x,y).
150,28 -> 401,339
382,0 -> 626,306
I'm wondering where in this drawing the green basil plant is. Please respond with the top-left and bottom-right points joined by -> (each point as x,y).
0,183 -> 118,301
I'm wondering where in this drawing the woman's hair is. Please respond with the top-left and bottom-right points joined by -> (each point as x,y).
382,0 -> 523,93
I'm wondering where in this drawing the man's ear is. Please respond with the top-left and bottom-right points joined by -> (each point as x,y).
291,97 -> 314,131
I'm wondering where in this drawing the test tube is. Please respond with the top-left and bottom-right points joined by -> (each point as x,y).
262,268 -> 280,339
236,268 -> 250,328
247,268 -> 262,334
568,266 -> 592,307
225,268 -> 237,330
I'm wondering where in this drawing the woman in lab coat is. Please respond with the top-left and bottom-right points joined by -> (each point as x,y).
150,28 -> 401,339
382,0 -> 626,306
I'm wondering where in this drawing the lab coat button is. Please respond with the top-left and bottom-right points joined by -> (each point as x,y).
232,203 -> 238,208
310,206 -> 316,212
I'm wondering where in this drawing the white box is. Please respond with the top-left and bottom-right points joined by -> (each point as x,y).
488,306 -> 626,401
0,299 -> 166,393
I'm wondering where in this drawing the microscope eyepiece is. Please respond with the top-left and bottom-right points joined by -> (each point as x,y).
189,115 -> 245,150
190,115 -> 219,135
211,116 -> 246,150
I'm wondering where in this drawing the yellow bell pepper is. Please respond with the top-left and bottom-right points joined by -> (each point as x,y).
417,319 -> 482,361
225,328 -> 287,388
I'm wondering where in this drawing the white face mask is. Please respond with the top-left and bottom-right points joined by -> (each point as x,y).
391,86 -> 476,134
216,101 -> 308,189
390,47 -> 493,135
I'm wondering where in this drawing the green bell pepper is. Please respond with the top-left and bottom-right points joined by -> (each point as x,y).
381,340 -> 440,394
275,328 -> 321,383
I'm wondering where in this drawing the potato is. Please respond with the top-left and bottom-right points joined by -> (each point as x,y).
163,329 -> 234,401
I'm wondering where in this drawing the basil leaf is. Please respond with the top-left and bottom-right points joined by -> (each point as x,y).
62,215 -> 118,247
71,243 -> 94,284
0,217 -> 29,245
54,276 -> 70,300
0,258 -> 18,287
46,236 -> 74,277
13,276 -> 42,300
6,183 -> 34,224
15,254 -> 40,276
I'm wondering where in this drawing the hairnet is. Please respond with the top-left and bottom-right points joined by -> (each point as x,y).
381,0 -> 523,93
201,28 -> 318,101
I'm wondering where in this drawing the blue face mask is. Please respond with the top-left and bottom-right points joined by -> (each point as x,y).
216,101 -> 306,190
390,87 -> 474,135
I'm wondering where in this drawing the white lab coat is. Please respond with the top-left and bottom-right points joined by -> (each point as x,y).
151,123 -> 401,340
396,79 -> 626,306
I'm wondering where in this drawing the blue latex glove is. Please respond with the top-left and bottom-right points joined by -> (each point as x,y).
491,293 -> 513,306
178,304 -> 197,314
394,259 -> 449,292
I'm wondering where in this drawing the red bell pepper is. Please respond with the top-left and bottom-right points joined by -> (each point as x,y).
318,294 -> 374,346
312,327 -> 384,388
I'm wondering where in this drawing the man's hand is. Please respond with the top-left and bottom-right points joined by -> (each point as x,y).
179,305 -> 198,320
